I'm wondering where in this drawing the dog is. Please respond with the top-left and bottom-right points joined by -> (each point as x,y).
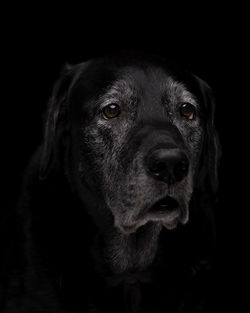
1,51 -> 220,313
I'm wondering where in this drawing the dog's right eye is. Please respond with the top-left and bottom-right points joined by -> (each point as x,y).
102,103 -> 121,119
179,103 -> 196,120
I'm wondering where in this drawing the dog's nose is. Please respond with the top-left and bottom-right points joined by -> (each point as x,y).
146,148 -> 189,184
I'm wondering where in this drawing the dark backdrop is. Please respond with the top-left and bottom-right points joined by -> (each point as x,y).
2,13 -> 236,227
1,7 -> 245,311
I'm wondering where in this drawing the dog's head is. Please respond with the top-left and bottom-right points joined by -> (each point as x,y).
39,51 -> 220,243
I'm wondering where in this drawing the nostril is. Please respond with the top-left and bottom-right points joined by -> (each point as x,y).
149,161 -> 167,175
174,157 -> 189,182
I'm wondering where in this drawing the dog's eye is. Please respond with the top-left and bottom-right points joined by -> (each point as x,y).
102,103 -> 121,119
179,103 -> 196,120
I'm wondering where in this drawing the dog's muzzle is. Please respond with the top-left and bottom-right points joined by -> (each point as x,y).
114,146 -> 190,235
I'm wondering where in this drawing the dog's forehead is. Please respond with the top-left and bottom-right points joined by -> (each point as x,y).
96,66 -> 167,100
99,66 -> 197,105
70,57 -> 200,116
115,66 -> 169,91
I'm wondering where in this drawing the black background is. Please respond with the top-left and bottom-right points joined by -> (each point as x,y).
1,5 -> 246,311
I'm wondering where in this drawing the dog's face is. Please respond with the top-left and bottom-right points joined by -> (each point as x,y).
70,66 -> 202,234
39,53 -> 219,272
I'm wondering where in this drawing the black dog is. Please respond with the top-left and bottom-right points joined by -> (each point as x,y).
2,51 -> 220,313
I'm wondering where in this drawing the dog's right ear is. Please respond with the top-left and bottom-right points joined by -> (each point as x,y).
39,64 -> 75,180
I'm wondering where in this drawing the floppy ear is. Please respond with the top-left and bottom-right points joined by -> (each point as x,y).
39,64 -> 75,180
194,76 -> 221,199
188,76 -> 221,256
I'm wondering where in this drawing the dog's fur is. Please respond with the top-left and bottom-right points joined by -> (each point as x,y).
1,51 -> 220,313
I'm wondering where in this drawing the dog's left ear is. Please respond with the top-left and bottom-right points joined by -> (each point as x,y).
193,75 -> 221,198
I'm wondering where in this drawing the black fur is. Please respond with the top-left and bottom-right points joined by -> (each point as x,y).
1,51 -> 220,313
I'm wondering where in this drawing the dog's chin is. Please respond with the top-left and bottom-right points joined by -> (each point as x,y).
114,196 -> 189,235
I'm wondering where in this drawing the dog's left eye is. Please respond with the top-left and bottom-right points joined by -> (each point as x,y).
179,103 -> 196,120
102,103 -> 121,119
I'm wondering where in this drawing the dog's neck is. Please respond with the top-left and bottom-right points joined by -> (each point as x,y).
101,222 -> 162,275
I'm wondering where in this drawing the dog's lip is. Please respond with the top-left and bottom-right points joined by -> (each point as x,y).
146,195 -> 189,225
115,213 -> 180,234
115,196 -> 183,234
115,223 -> 140,235
162,218 -> 179,230
146,196 -> 182,230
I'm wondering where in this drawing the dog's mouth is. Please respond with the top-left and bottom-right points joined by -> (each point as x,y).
145,196 -> 181,230
149,196 -> 179,214
115,196 -> 186,234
